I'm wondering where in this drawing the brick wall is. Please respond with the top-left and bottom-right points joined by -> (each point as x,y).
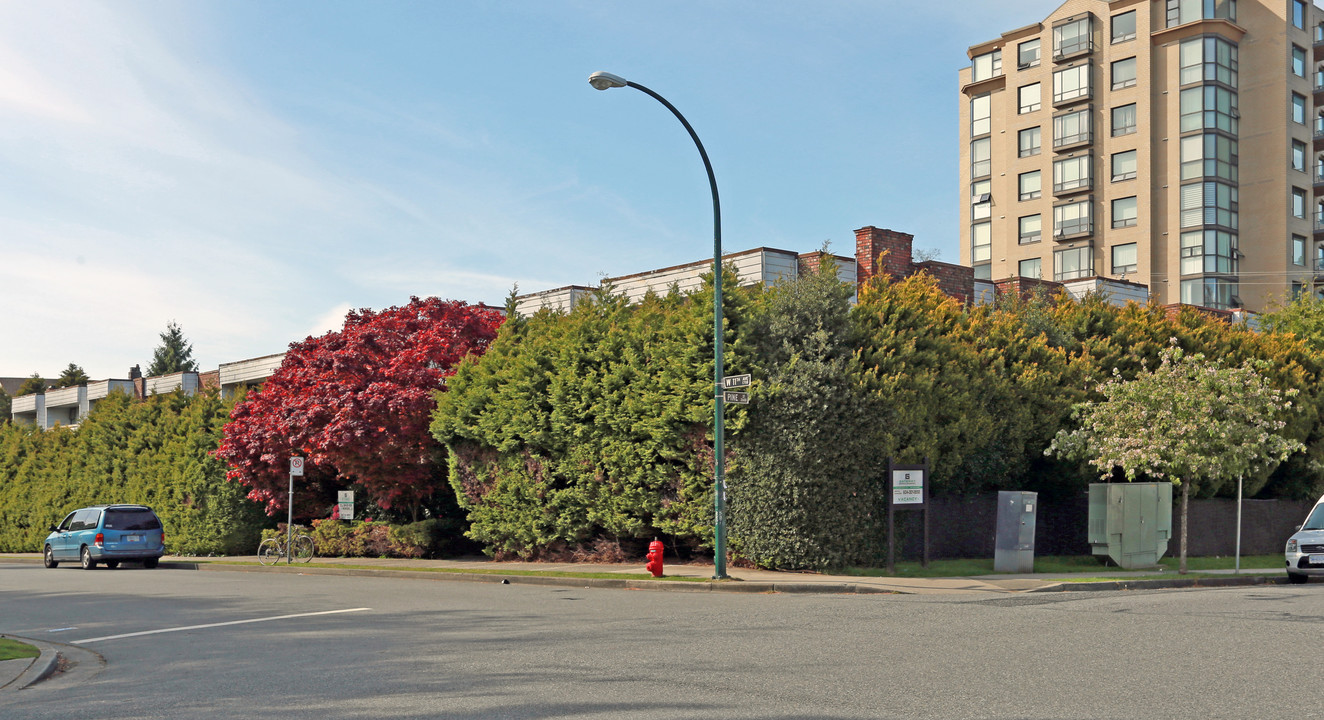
855,226 -> 914,285
992,276 -> 1065,301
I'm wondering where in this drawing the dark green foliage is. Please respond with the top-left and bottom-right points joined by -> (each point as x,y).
0,387 -> 9,425
146,321 -> 199,376
728,259 -> 883,570
0,389 -> 267,554
432,271 -> 751,559
53,364 -> 90,389
17,373 -> 45,396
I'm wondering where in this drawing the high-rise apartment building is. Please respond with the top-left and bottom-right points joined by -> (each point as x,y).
959,0 -> 1324,312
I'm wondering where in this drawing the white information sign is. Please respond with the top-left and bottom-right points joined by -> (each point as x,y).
289,457 -> 304,476
337,490 -> 354,521
892,469 -> 924,505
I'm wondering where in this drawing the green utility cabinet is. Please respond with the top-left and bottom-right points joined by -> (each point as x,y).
1087,482 -> 1173,569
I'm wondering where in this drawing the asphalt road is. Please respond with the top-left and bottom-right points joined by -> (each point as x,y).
1,561 -> 1319,719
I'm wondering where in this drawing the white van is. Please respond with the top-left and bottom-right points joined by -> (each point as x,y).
1285,496 -> 1324,584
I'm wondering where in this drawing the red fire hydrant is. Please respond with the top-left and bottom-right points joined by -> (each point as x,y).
645,538 -> 664,578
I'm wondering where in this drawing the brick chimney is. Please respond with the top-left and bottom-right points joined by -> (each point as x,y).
855,226 -> 914,285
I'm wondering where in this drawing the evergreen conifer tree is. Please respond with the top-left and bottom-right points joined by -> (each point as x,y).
53,363 -> 90,388
17,373 -> 46,396
147,321 -> 199,376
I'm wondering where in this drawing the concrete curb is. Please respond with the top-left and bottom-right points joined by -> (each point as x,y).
1029,574 -> 1286,593
173,562 -> 903,595
0,635 -> 59,693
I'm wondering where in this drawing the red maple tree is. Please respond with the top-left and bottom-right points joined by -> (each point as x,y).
215,297 -> 503,520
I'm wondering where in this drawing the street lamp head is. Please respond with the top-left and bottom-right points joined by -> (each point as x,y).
588,71 -> 629,91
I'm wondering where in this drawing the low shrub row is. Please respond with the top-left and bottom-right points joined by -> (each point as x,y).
264,518 -> 456,559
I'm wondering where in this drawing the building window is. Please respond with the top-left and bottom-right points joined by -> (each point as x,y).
1181,277 -> 1237,309
1019,126 -> 1041,157
1180,229 -> 1238,275
1112,11 -> 1137,43
1020,170 -> 1042,200
1294,0 -> 1306,30
1019,83 -> 1041,114
972,49 -> 1002,82
1053,108 -> 1091,147
1180,134 -> 1237,182
1019,38 -> 1041,69
1180,85 -> 1238,133
1294,187 -> 1308,219
1179,36 -> 1238,88
1113,197 -> 1138,228
971,93 -> 991,136
1112,150 -> 1138,181
1019,214 -> 1042,244
1112,103 -> 1137,136
972,221 -> 992,264
1294,234 -> 1307,266
1053,155 -> 1093,193
1053,16 -> 1093,59
1054,246 -> 1094,281
1180,181 -> 1238,229
1293,93 -> 1307,125
1293,45 -> 1307,78
1293,140 -> 1308,172
972,179 -> 992,220
971,137 -> 991,178
1053,200 -> 1093,238
1053,65 -> 1092,104
1111,57 -> 1137,90
1112,243 -> 1138,275
1166,0 -> 1236,28
1019,257 -> 1043,278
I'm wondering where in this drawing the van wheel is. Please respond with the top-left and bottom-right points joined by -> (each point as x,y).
142,557 -> 159,569
80,546 -> 96,570
1288,572 -> 1309,584
43,545 -> 58,568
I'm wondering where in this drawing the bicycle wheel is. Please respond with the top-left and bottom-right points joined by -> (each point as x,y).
292,535 -> 314,563
257,538 -> 282,566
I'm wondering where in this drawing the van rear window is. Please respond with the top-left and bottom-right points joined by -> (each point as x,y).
104,509 -> 162,531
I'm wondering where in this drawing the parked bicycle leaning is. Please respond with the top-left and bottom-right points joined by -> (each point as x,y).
257,529 -> 315,565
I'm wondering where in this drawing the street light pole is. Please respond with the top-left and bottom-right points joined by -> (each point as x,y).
589,71 -> 728,579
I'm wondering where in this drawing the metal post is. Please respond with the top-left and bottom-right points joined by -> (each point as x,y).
592,75 -> 727,579
1235,475 -> 1243,574
287,471 -> 294,565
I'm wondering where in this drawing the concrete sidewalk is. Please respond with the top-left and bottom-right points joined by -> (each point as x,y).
0,552 -> 1291,693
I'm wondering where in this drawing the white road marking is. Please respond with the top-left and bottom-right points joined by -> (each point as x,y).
70,607 -> 371,644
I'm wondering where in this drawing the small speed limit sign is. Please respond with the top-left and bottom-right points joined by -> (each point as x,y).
289,457 -> 304,476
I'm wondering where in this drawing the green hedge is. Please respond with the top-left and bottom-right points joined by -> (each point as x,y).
262,519 -> 452,558
0,389 -> 267,554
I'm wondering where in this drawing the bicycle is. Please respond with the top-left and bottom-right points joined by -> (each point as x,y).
257,530 -> 315,565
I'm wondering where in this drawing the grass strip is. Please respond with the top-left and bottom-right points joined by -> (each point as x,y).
0,638 -> 39,662
198,560 -> 715,582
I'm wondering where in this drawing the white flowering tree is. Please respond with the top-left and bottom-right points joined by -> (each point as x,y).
1048,341 -> 1303,573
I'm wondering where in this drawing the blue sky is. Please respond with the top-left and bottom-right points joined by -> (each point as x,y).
0,0 -> 1054,379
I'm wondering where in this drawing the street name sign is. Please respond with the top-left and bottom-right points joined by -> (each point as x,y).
722,374 -> 752,389
723,390 -> 750,404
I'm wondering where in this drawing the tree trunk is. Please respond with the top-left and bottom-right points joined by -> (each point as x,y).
1179,481 -> 1189,575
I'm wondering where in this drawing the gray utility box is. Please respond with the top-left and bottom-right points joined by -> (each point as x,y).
1087,482 -> 1172,569
994,491 -> 1038,573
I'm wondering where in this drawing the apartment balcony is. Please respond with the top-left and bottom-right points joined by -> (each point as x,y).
1316,168 -> 1324,189
1052,38 -> 1094,63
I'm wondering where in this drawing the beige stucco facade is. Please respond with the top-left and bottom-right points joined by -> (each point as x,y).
959,0 -> 1323,313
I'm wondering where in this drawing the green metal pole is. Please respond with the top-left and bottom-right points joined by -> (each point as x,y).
617,81 -> 727,579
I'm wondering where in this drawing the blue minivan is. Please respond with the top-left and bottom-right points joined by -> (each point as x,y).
44,504 -> 166,570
